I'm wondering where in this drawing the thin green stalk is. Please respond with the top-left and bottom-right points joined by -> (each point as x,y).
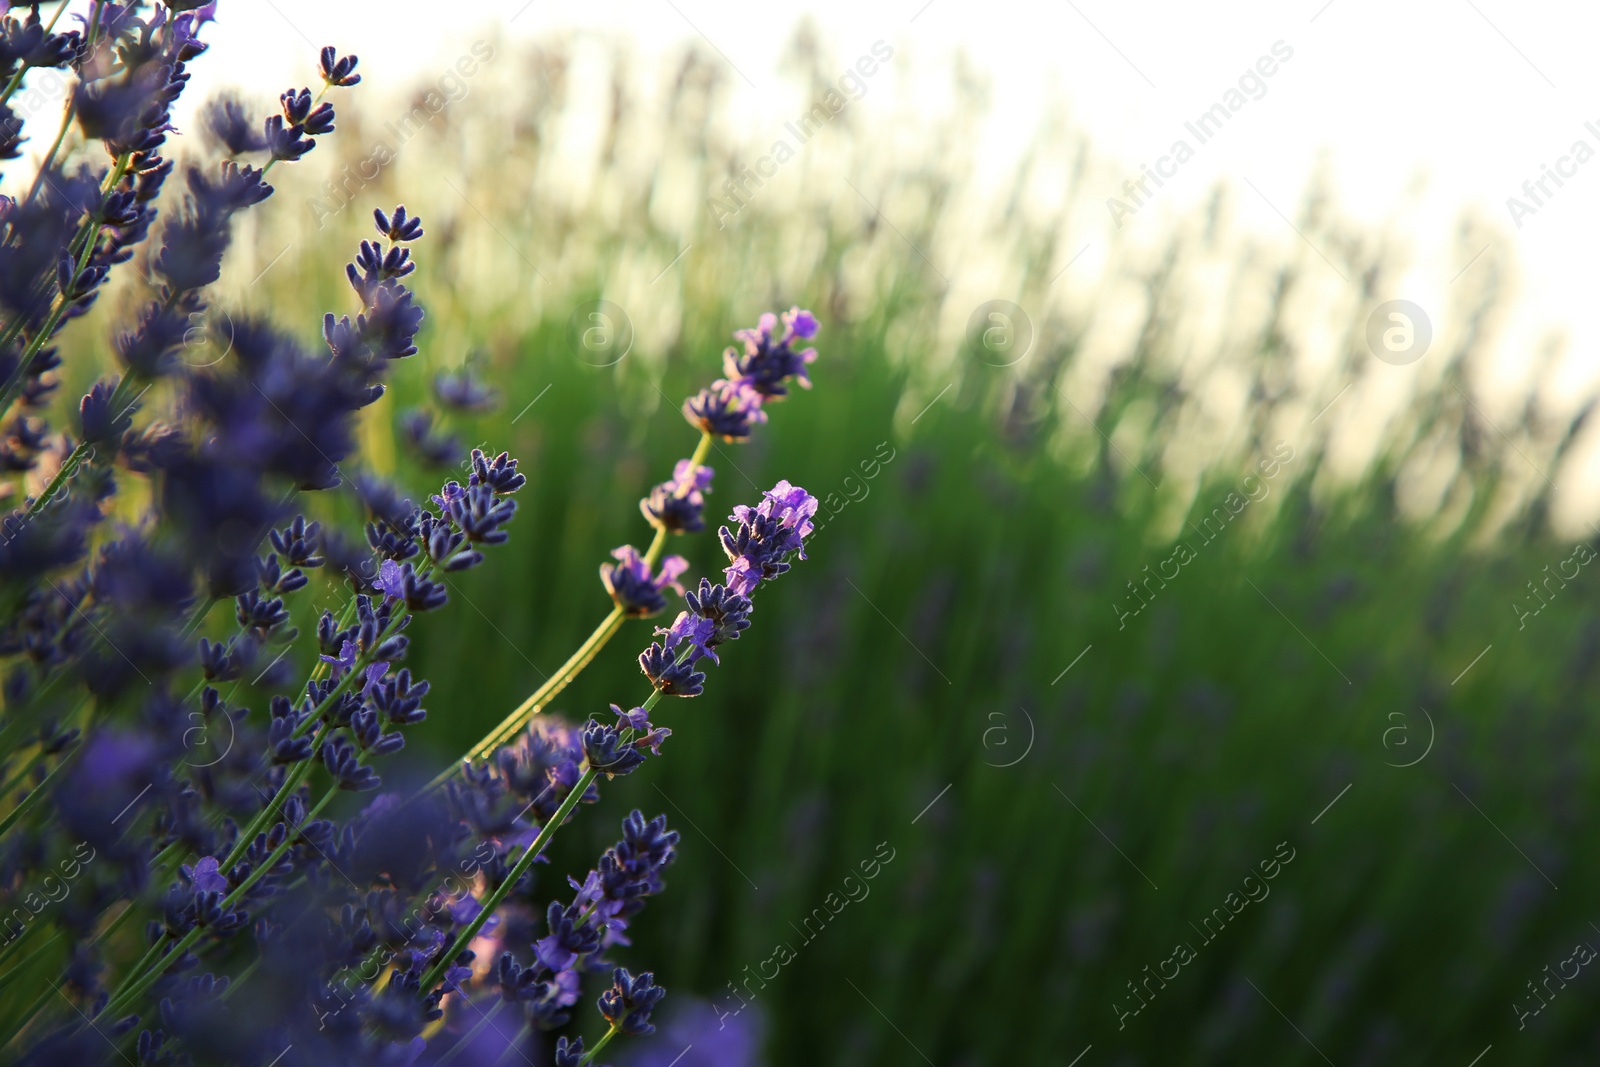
0,930 -> 59,992
0,921 -> 47,977
0,690 -> 85,773
14,1 -> 103,208
577,1023 -> 621,1067
0,746 -> 45,801
643,431 -> 714,570
420,675 -> 674,993
0,980 -> 54,1053
418,763 -> 598,991
22,374 -> 139,519
438,604 -> 624,785
0,2 -> 69,110
0,756 -> 68,840
14,145 -> 126,321
106,931 -> 169,1011
217,956 -> 259,1001
0,152 -> 132,415
436,431 -> 713,786
179,596 -> 220,640
89,898 -> 138,948
19,104 -> 74,207
98,784 -> 340,1022
216,587 -> 415,874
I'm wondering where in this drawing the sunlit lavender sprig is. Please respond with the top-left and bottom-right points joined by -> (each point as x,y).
0,11 -> 829,1063
450,307 -> 821,776
412,480 -> 818,1064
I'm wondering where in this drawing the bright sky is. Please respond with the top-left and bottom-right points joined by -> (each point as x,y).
203,1 -> 1597,380
36,1 -> 1600,504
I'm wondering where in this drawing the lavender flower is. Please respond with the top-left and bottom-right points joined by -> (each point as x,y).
637,640 -> 706,697
601,968 -> 667,1037
640,459 -> 714,534
683,307 -> 819,440
0,22 -> 821,1050
724,307 -> 819,398
602,545 -> 689,618
719,480 -> 818,595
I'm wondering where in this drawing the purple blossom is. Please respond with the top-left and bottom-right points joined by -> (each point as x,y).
682,377 -> 766,442
724,306 -> 819,399
319,637 -> 358,677
638,640 -> 705,697
601,545 -> 689,618
718,481 -> 818,596
640,459 -> 714,534
601,968 -> 667,1037
655,610 -> 718,665
376,558 -> 405,599
181,856 -> 228,894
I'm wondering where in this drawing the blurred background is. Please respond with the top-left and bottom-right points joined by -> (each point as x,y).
35,0 -> 1600,1062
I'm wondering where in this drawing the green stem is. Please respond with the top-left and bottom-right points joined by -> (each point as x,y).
438,604 -> 625,784
577,1023 -> 621,1067
107,932 -> 170,1011
0,153 -> 132,416
89,898 -> 138,948
15,0 -> 104,207
20,103 -> 74,207
419,763 -> 597,991
0,929 -> 59,992
98,784 -> 339,1022
435,431 -> 713,787
217,956 -> 259,1002
0,755 -> 68,841
0,746 -> 46,802
0,2 -> 68,111
179,596 -> 219,640
643,431 -> 713,571
22,371 -> 140,519
215,592 -> 415,875
420,679 -> 673,993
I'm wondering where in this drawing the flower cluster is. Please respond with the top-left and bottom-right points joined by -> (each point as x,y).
596,306 -> 818,628
640,458 -> 714,534
0,13 -> 825,1065
601,545 -> 689,618
634,481 -> 816,702
682,306 -> 817,441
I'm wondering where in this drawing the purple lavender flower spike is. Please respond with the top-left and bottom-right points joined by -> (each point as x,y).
600,968 -> 666,1037
376,558 -> 404,599
682,377 -> 765,441
718,481 -> 818,596
319,46 -> 361,88
724,306 -> 819,399
637,640 -> 705,697
683,578 -> 752,651
681,307 -> 818,441
601,545 -> 689,618
581,718 -> 647,777
787,306 -> 819,339
640,458 -> 714,533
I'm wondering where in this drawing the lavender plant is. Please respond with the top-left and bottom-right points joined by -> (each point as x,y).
0,6 -> 821,1065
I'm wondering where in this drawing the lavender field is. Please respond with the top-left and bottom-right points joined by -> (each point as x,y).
2,5 -> 1598,1066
